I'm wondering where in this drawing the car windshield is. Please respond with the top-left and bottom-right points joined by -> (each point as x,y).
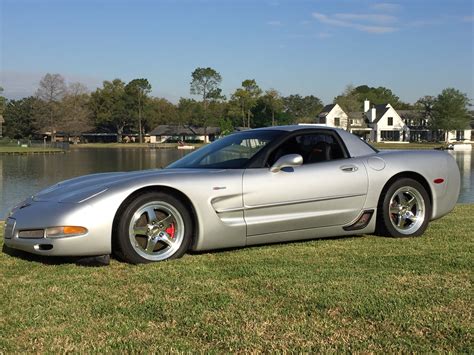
167,130 -> 284,169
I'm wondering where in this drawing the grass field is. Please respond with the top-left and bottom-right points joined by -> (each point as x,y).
1,205 -> 472,352
0,146 -> 64,154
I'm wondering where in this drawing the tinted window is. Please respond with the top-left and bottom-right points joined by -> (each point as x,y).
267,132 -> 346,166
168,130 -> 284,169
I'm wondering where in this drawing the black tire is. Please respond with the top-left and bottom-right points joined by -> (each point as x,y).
114,191 -> 193,264
377,178 -> 431,238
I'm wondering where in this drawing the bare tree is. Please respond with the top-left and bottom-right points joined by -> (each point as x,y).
36,73 -> 67,141
61,82 -> 93,140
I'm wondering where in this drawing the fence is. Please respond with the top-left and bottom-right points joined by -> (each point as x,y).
0,138 -> 69,150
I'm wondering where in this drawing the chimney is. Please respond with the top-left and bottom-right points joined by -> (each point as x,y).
364,99 -> 370,113
370,105 -> 376,122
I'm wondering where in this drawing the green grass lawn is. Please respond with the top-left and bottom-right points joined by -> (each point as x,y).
1,205 -> 472,352
0,146 -> 63,154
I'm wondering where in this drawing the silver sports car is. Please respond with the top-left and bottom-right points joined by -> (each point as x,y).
4,125 -> 460,264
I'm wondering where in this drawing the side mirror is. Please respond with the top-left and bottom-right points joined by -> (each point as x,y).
270,154 -> 303,173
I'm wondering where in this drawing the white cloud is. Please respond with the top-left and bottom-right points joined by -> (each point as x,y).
370,3 -> 401,12
334,13 -> 397,25
312,12 -> 397,34
408,19 -> 444,27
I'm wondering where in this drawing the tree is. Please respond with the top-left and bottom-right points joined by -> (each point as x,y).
177,98 -> 204,126
431,88 -> 470,142
61,82 -> 93,137
125,78 -> 151,143
190,67 -> 224,132
334,85 -> 360,130
415,95 -> 436,126
90,79 -> 129,142
352,85 -> 411,110
190,67 -> 223,109
3,97 -> 41,139
145,97 -> 180,128
282,94 -> 323,123
230,79 -> 262,128
0,87 -> 6,138
261,89 -> 284,126
0,86 -> 6,115
219,117 -> 234,136
35,73 -> 67,141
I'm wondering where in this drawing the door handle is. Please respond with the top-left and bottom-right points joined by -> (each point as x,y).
340,165 -> 358,172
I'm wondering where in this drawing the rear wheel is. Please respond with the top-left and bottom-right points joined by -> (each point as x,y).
114,192 -> 192,263
378,178 -> 431,238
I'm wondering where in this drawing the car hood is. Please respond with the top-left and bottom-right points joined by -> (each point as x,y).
32,168 -> 215,203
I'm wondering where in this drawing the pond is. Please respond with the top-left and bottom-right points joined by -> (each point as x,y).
0,148 -> 472,218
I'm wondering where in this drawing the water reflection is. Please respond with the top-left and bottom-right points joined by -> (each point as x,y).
0,148 -> 187,218
0,148 -> 472,218
449,150 -> 472,204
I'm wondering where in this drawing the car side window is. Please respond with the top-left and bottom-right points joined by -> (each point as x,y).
267,132 -> 347,166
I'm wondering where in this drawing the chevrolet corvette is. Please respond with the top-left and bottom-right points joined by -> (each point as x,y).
3,125 -> 460,263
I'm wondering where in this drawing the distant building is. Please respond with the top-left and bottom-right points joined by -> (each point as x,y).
316,104 -> 348,129
316,99 -> 472,143
362,100 -> 408,142
149,125 -> 221,144
316,100 -> 408,142
347,111 -> 372,140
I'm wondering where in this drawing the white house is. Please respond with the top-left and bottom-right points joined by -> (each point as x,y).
316,104 -> 348,129
446,129 -> 472,143
316,101 -> 408,142
363,100 -> 408,142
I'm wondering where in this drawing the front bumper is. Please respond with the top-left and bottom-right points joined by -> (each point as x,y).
3,201 -> 111,256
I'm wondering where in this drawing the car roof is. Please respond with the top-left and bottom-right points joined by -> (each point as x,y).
251,124 -> 340,132
250,124 -> 377,158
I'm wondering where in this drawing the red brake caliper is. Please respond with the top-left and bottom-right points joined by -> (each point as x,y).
165,223 -> 175,239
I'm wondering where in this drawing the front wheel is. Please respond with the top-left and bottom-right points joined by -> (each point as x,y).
114,192 -> 193,264
378,178 -> 432,238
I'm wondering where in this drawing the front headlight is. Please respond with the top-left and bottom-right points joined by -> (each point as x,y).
16,226 -> 88,239
45,226 -> 88,238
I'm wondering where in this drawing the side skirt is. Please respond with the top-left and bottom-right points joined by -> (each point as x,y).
245,216 -> 377,246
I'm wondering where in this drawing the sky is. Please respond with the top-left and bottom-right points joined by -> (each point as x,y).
1,0 -> 473,104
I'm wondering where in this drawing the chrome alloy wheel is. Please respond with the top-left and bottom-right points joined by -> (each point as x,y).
128,201 -> 185,261
388,186 -> 426,235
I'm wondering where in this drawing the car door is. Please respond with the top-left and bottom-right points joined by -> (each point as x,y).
242,131 -> 368,236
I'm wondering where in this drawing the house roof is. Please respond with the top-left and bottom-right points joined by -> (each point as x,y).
348,112 -> 369,128
318,104 -> 336,117
149,125 -> 221,136
348,111 -> 363,120
371,104 -> 390,123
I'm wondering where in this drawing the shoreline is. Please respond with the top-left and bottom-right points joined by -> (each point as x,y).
0,148 -> 65,155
